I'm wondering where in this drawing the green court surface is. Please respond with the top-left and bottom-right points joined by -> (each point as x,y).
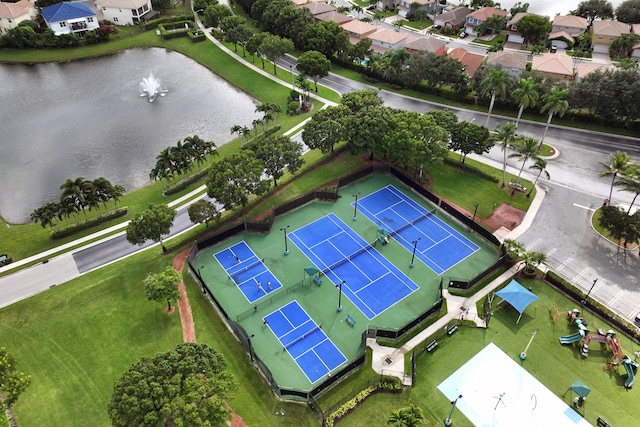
195,174 -> 500,391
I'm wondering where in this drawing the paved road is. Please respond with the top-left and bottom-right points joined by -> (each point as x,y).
1,35 -> 639,323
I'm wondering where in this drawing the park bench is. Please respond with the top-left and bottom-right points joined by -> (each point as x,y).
447,324 -> 458,335
508,182 -> 527,192
345,315 -> 356,327
596,416 -> 613,427
426,340 -> 438,352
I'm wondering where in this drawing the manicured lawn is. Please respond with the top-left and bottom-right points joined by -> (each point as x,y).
591,207 -> 639,250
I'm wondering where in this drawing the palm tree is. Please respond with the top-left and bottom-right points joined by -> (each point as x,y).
522,251 -> 548,275
240,126 -> 251,144
268,103 -> 283,126
230,124 -> 243,139
60,177 -> 90,220
614,163 -> 640,213
387,404 -> 424,426
539,87 -> 569,148
480,67 -> 513,128
92,177 -> 113,214
488,122 -> 518,188
110,184 -> 126,210
184,135 -> 208,170
31,203 -> 58,229
58,198 -> 78,226
599,151 -> 633,205
154,148 -> 174,182
509,137 -> 540,186
526,158 -> 550,197
251,119 -> 262,136
511,77 -> 539,127
388,408 -> 404,426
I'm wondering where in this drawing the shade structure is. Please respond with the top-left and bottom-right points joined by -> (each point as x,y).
495,279 -> 540,323
304,266 -> 320,285
570,380 -> 591,398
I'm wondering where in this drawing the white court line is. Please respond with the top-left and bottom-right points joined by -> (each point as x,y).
609,290 -> 625,305
526,238 -> 541,251
546,248 -> 557,257
572,267 -> 590,282
629,303 -> 640,318
573,203 -> 595,211
556,257 -> 573,271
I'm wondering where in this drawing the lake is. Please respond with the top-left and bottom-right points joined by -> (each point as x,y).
500,0 -> 624,17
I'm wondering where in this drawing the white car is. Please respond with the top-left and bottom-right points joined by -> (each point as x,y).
459,32 -> 467,38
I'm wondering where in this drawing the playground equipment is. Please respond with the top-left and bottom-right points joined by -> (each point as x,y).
623,357 -> 639,389
520,329 -> 538,360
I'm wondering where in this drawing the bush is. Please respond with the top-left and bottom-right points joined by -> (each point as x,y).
287,101 -> 300,114
163,170 -> 209,196
143,15 -> 192,30
50,208 -> 129,239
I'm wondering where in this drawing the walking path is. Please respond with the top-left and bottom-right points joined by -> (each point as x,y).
368,184 -> 545,385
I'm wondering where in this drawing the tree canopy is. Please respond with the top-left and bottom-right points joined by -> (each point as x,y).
570,0 -> 614,24
302,104 -> 350,153
449,121 -> 492,163
188,199 -> 220,228
244,135 -> 304,186
126,204 -> 176,253
516,14 -> 552,46
615,0 -> 640,23
144,266 -> 182,312
206,152 -> 270,209
108,343 -> 237,427
0,347 -> 31,408
296,50 -> 331,92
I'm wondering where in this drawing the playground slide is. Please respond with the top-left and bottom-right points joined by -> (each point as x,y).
623,359 -> 635,389
559,332 -> 584,345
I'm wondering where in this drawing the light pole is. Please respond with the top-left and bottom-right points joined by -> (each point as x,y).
410,238 -> 421,268
472,203 -> 479,222
280,225 -> 290,255
582,278 -> 598,304
444,394 -> 462,426
336,280 -> 345,312
353,192 -> 361,221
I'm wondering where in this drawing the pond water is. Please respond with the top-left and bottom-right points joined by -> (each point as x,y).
0,48 -> 259,224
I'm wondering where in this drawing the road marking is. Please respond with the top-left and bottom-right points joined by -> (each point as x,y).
629,303 -> 640,318
609,290 -> 624,305
572,268 -> 589,282
546,248 -> 557,257
573,203 -> 595,211
526,239 -> 541,251
557,258 -> 573,271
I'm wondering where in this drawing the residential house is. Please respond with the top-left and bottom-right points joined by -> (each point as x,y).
41,2 -> 99,36
96,0 -> 157,26
314,11 -> 352,25
590,20 -> 629,54
531,53 -> 573,80
552,15 -> 587,36
434,6 -> 471,30
298,1 -> 335,19
486,51 -> 528,77
448,47 -> 484,78
403,36 -> 446,55
340,19 -> 379,45
291,0 -> 324,6
548,30 -> 576,49
367,28 -> 411,54
506,12 -> 545,45
632,24 -> 640,58
464,7 -> 507,36
573,62 -> 615,82
397,0 -> 438,19
0,0 -> 35,34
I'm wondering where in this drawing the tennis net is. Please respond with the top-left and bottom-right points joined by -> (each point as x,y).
388,207 -> 436,237
320,242 -> 375,276
284,324 -> 322,350
231,258 -> 264,283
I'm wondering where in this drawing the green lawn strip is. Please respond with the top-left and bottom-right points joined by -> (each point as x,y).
401,19 -> 433,30
0,249 -> 182,427
591,207 -> 639,250
183,275 -> 318,426
335,391 -> 439,426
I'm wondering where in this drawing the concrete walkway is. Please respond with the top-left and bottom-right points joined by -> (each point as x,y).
368,184 -> 545,385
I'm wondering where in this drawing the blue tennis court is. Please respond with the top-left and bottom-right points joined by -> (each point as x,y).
265,300 -> 347,383
214,241 -> 282,303
356,185 -> 479,274
288,214 -> 419,319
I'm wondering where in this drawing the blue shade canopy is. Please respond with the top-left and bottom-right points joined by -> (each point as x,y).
495,279 -> 540,323
570,380 -> 591,398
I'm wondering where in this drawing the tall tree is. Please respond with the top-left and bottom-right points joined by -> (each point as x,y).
480,67 -> 514,127
526,158 -> 550,197
515,14 -> 552,46
613,162 -> 640,212
0,347 -> 31,409
599,151 -> 633,205
60,177 -> 90,220
108,343 -> 237,427
340,89 -> 384,114
245,135 -> 304,186
609,33 -> 640,58
539,87 -> 569,147
203,3 -> 232,28
509,1 -> 529,15
296,50 -> 331,93
302,104 -> 351,153
570,0 -> 614,25
473,14 -> 505,37
246,32 -> 268,67
31,202 -> 59,229
144,266 -> 182,312
509,136 -> 540,185
188,199 -> 220,228
489,122 -> 519,188
126,204 -> 176,253
346,105 -> 393,159
206,153 -> 270,209
615,0 -> 640,23
449,121 -> 492,164
511,77 -> 540,127
259,34 -> 294,75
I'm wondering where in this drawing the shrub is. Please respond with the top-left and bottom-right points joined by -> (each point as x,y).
51,208 -> 129,239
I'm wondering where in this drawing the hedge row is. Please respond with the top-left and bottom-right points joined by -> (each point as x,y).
143,15 -> 192,30
163,170 -> 209,196
50,208 -> 129,240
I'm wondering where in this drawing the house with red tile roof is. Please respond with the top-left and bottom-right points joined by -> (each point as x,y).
573,62 -> 615,82
315,10 -> 352,25
341,19 -> 379,45
448,47 -> 485,78
367,28 -> 411,54
486,50 -> 528,77
298,1 -> 336,18
404,36 -> 446,55
0,0 -> 35,33
531,53 -> 573,81
464,7 -> 507,36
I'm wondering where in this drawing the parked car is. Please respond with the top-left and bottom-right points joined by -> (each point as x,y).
432,25 -> 442,30
459,31 -> 467,38
367,5 -> 375,10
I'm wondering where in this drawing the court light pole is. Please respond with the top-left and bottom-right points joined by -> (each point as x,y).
353,192 -> 361,221
336,280 -> 345,312
582,278 -> 598,304
409,238 -> 421,268
472,203 -> 479,222
444,394 -> 462,426
280,225 -> 290,255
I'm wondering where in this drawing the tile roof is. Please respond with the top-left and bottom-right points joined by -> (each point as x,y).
42,1 -> 95,22
367,28 -> 410,45
548,30 -> 575,43
448,47 -> 484,77
403,36 -> 446,53
575,62 -> 615,78
467,7 -> 507,21
315,10 -> 351,24
507,12 -> 533,27
436,6 -> 470,25
486,50 -> 527,69
0,0 -> 33,19
96,0 -> 148,9
632,23 -> 640,34
592,20 -> 629,37
553,15 -> 588,29
531,53 -> 573,76
299,1 -> 335,16
340,19 -> 378,36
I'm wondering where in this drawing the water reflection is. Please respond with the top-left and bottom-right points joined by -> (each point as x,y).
0,48 -> 259,223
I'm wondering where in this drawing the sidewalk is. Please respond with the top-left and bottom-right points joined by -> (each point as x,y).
368,184 -> 545,385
